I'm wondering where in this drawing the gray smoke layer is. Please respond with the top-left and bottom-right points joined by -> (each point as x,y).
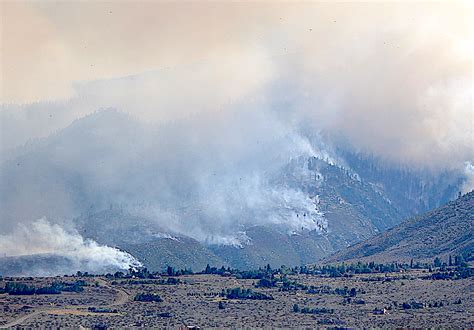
0,218 -> 142,274
0,103 -> 331,246
0,2 -> 472,264
1,2 -> 471,170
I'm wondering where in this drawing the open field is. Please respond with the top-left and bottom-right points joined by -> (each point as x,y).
0,269 -> 473,328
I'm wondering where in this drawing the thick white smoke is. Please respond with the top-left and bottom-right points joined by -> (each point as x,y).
0,218 -> 142,273
462,162 -> 474,194
0,2 -> 471,263
1,2 -> 471,171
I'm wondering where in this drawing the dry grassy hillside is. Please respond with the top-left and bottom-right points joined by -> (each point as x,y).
327,191 -> 473,263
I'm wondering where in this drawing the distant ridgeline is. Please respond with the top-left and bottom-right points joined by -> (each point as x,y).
72,156 -> 465,272
327,191 -> 473,264
0,191 -> 471,277
338,150 -> 465,216
0,109 -> 466,273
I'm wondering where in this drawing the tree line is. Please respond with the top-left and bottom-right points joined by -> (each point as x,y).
0,280 -> 87,295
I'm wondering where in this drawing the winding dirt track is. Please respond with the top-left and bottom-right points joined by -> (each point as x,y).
1,279 -> 130,328
1,311 -> 44,329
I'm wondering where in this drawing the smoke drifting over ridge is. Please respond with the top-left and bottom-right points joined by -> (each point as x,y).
0,106 -> 330,247
1,1 -> 472,169
0,218 -> 142,274
0,2 -> 472,271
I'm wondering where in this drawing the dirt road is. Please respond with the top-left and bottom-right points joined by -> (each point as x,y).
1,279 -> 130,328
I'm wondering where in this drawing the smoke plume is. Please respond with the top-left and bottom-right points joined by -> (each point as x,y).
0,218 -> 142,274
0,2 -> 472,265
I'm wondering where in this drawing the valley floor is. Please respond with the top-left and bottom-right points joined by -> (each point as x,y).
0,270 -> 473,328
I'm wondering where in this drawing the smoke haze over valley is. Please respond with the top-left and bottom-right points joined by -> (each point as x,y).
0,1 -> 472,274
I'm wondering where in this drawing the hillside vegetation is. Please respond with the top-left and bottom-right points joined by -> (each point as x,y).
327,191 -> 473,263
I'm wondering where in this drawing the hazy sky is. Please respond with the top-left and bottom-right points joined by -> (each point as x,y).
2,1 -> 471,102
0,1 -> 472,266
1,1 -> 473,168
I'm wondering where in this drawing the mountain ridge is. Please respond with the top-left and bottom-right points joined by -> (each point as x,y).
326,191 -> 474,264
0,110 -> 465,273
